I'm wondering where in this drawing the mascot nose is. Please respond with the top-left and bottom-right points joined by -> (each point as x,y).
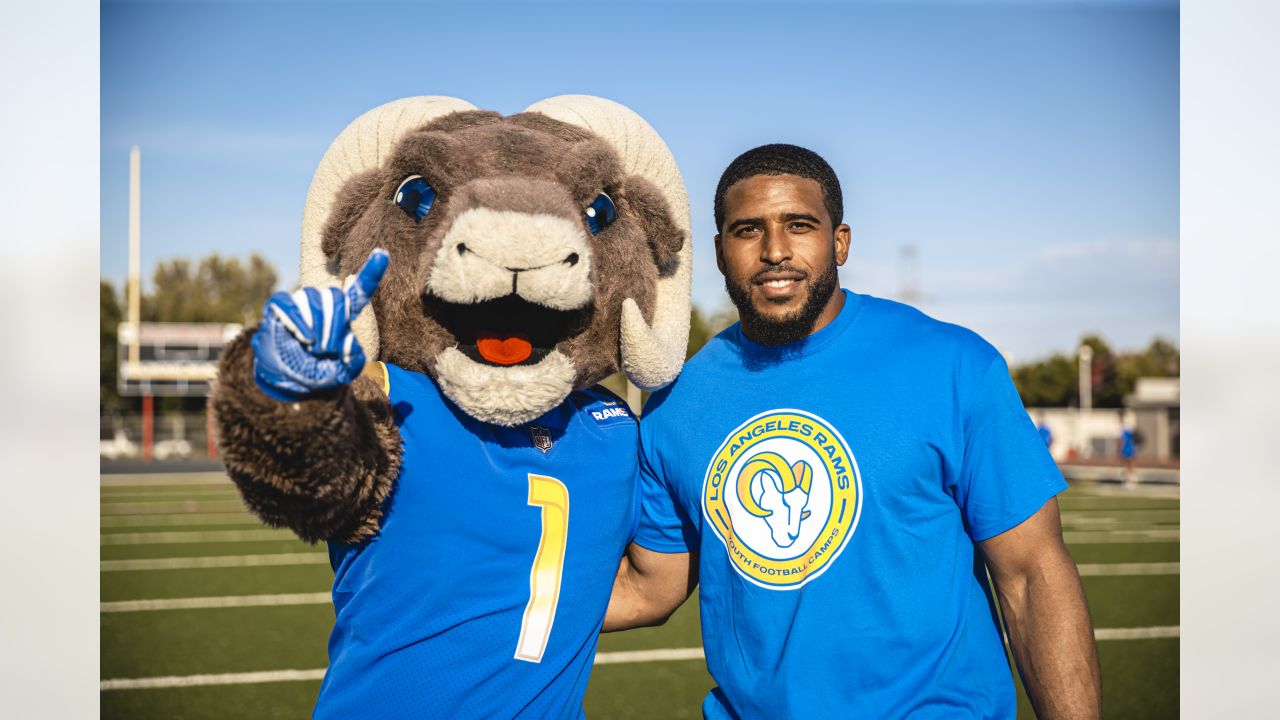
455,243 -> 579,272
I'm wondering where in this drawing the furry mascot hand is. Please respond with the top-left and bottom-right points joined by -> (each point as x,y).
251,248 -> 389,401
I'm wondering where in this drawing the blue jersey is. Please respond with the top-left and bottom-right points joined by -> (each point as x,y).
315,363 -> 639,719
636,291 -> 1066,719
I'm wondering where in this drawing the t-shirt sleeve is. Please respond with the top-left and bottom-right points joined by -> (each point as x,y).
632,429 -> 697,554
954,355 -> 1069,542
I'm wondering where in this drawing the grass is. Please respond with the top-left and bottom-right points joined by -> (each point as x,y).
100,476 -> 1179,719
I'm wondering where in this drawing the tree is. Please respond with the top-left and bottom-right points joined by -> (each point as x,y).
686,306 -> 737,359
1079,334 -> 1124,407
1011,334 -> 1180,408
101,280 -> 122,410
1012,353 -> 1077,407
142,253 -> 278,324
1111,337 -> 1180,404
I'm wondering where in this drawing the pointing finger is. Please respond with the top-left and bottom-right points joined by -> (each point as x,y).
345,248 -> 390,316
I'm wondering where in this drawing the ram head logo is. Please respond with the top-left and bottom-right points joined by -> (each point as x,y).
737,452 -> 813,548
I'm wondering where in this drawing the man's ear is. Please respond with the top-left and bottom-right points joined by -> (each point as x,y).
833,223 -> 851,267
622,175 -> 685,276
714,233 -> 726,274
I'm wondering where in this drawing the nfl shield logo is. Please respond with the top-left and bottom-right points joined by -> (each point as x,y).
531,426 -> 553,453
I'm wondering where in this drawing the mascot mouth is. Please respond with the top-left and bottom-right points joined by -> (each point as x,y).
423,294 -> 594,367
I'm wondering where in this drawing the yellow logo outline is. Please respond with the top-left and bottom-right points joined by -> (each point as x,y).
702,409 -> 862,590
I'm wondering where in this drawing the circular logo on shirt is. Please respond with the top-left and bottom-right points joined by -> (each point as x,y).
702,409 -> 862,590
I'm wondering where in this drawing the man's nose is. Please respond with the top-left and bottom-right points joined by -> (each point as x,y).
760,228 -> 792,265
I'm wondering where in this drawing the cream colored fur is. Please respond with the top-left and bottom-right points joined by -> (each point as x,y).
434,347 -> 576,426
524,96 -> 692,390
295,95 -> 691,424
300,96 -> 478,359
428,208 -> 593,310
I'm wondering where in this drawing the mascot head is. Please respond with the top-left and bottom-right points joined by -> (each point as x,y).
298,96 -> 691,426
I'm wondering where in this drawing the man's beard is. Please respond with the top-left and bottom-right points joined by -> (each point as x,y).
725,262 -> 839,346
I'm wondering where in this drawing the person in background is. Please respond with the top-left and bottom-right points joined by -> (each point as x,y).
1039,421 -> 1055,451
1121,410 -> 1138,486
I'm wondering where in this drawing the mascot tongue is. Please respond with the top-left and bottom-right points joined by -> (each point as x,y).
476,333 -> 533,365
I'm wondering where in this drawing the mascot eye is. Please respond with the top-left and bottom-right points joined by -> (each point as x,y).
583,192 -> 617,235
393,175 -> 437,223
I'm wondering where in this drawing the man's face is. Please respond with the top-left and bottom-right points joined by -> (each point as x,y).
715,174 -> 851,345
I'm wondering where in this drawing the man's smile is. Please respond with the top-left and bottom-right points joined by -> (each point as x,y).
754,270 -> 807,300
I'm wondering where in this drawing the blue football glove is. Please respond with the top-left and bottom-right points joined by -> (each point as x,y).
251,249 -> 390,402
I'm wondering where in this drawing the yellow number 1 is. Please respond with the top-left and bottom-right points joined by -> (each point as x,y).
514,474 -> 570,663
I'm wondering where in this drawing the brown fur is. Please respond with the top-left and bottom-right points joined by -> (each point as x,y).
211,330 -> 402,543
322,111 -> 685,385
216,107 -> 684,541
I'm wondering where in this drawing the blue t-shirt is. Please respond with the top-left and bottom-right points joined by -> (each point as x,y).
315,364 -> 639,719
636,291 -> 1066,720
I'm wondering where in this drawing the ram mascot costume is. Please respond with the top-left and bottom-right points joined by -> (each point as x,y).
211,95 -> 691,718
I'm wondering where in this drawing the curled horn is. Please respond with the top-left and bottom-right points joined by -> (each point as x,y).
524,95 -> 692,391
299,96 -> 478,359
736,453 -> 797,518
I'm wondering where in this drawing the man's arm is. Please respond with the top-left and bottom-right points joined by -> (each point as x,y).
980,497 -> 1102,720
602,544 -> 698,632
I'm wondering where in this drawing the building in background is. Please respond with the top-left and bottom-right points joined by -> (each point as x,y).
1125,377 -> 1180,462
1027,376 -> 1179,465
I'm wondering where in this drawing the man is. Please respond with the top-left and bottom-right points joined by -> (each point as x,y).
1121,410 -> 1139,486
604,144 -> 1102,719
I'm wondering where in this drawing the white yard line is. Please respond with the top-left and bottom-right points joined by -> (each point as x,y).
1064,483 -> 1180,499
102,502 -> 249,516
1076,562 -> 1179,576
1095,626 -> 1179,640
1062,529 -> 1180,544
101,553 -> 328,572
101,473 -> 232,488
101,492 -> 242,502
1060,519 -> 1180,532
100,626 -> 1181,691
101,668 -> 326,690
594,647 -> 705,664
101,513 -> 260,528
100,529 -> 296,545
101,592 -> 331,613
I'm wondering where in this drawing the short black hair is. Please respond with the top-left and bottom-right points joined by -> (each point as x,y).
714,144 -> 843,231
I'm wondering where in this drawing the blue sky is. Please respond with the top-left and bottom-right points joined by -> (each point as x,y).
101,0 -> 1178,361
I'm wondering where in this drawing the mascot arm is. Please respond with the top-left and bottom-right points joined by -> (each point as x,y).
212,330 -> 401,544
211,250 -> 402,544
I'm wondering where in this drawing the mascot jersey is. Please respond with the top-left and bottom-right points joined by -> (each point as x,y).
315,363 -> 638,719
635,290 -> 1067,719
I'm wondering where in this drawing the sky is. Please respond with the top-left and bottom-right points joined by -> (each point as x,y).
100,0 -> 1178,362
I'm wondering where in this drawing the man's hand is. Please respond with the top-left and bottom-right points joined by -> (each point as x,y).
981,498 -> 1102,720
251,249 -> 390,402
603,544 -> 697,632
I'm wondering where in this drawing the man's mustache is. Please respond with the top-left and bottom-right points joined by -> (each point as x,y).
751,266 -> 809,283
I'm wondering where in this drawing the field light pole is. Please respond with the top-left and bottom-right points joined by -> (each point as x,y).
128,146 -> 142,367
129,146 -> 154,463
1076,344 -> 1093,459
1078,344 -> 1093,411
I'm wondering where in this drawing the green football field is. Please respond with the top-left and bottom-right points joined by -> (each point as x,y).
100,473 -> 1178,719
